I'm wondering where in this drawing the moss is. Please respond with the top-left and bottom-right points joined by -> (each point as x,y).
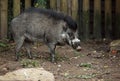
35,0 -> 47,8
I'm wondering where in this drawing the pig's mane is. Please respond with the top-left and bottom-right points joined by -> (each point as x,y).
25,7 -> 77,31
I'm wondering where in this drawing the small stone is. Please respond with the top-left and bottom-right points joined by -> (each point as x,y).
110,40 -> 120,52
74,57 -> 78,59
33,46 -> 37,49
76,64 -> 79,67
58,64 -> 61,68
93,50 -> 97,53
2,68 -> 8,71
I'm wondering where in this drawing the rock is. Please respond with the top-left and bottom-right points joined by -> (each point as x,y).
110,40 -> 120,54
110,40 -> 120,51
110,40 -> 120,47
0,68 -> 55,81
2,68 -> 8,72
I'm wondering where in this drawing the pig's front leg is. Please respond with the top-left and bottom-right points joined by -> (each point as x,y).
47,43 -> 56,62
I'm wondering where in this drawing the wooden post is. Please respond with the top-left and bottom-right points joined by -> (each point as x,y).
94,0 -> 101,39
0,0 -> 8,39
50,0 -> 56,10
56,0 -> 61,11
78,0 -> 83,39
67,0 -> 72,16
25,0 -> 31,9
116,0 -> 120,14
105,0 -> 112,38
0,0 -> 2,29
13,0 -> 20,17
71,0 -> 78,20
115,0 -> 120,38
61,0 -> 67,14
83,0 -> 89,40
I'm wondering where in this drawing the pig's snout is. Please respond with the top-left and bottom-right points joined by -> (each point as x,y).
76,46 -> 82,51
71,38 -> 81,51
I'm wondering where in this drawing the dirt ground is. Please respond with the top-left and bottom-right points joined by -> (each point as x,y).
0,40 -> 120,81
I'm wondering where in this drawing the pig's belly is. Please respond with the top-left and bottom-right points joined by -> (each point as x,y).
24,33 -> 44,42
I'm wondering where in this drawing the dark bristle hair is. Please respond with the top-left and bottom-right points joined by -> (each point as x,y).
24,7 -> 77,31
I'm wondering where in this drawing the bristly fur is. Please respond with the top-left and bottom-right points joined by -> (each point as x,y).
24,7 -> 77,31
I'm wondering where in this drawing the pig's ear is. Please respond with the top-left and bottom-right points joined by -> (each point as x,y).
63,23 -> 67,31
63,26 -> 67,31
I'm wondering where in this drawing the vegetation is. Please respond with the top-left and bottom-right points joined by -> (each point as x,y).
21,59 -> 40,68
35,0 -> 47,8
0,40 -> 12,52
79,62 -> 92,68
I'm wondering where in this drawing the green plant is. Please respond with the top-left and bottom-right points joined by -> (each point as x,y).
79,63 -> 92,68
35,0 -> 47,8
46,52 -> 69,62
0,42 -> 8,48
63,73 -> 96,79
21,59 -> 40,68
0,40 -> 14,52
73,73 -> 96,79
73,51 -> 84,57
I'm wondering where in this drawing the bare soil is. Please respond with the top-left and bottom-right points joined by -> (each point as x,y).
0,40 -> 120,81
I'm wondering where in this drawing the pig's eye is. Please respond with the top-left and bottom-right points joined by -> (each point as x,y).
68,32 -> 72,36
68,33 -> 74,39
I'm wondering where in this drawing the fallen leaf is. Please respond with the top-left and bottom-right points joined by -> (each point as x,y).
111,50 -> 117,54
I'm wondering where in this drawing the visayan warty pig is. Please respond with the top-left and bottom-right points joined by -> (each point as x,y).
11,7 -> 81,62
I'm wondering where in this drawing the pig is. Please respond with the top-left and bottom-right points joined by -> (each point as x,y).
11,7 -> 81,62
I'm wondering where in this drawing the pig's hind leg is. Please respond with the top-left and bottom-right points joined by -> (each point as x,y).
15,36 -> 25,61
24,42 -> 33,59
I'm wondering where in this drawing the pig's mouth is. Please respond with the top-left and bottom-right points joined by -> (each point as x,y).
71,40 -> 81,51
75,46 -> 82,51
65,36 -> 81,51
72,45 -> 82,51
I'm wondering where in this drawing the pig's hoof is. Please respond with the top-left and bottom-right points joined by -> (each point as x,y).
15,58 -> 19,61
29,57 -> 33,59
51,60 -> 55,63
27,54 -> 33,59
